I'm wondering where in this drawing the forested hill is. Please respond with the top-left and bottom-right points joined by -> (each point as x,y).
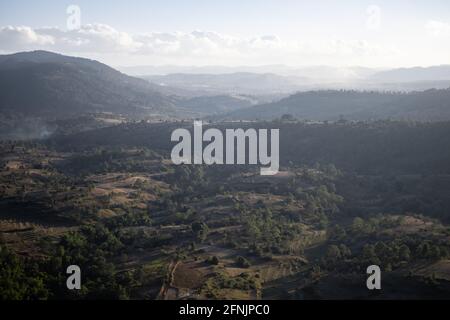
215,89 -> 450,122
50,120 -> 450,175
0,51 -> 178,119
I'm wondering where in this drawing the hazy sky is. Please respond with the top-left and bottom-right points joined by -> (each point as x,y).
1,0 -> 450,67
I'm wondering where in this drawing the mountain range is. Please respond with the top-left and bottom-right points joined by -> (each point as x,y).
1,50 -> 450,134
140,65 -> 450,96
144,72 -> 307,95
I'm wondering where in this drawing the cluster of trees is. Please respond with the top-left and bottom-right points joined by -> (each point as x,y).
55,120 -> 450,175
105,210 -> 152,229
324,216 -> 450,272
338,174 -> 450,223
242,208 -> 282,255
0,220 -> 160,300
323,237 -> 450,272
57,147 -> 164,176
0,245 -> 48,300
201,272 -> 260,299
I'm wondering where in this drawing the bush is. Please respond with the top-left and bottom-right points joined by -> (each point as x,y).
236,256 -> 251,268
209,256 -> 219,265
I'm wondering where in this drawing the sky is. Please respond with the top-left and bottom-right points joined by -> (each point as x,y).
1,0 -> 450,68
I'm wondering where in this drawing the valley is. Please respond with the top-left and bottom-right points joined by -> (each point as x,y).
1,51 -> 450,300
2,120 -> 450,299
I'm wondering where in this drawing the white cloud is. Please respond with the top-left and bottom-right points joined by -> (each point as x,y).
0,23 -> 397,66
0,26 -> 55,49
426,20 -> 450,37
35,24 -> 142,52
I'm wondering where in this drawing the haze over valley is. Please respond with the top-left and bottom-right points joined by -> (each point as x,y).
2,50 -> 450,141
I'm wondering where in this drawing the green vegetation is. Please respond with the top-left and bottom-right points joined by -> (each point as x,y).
2,120 -> 450,300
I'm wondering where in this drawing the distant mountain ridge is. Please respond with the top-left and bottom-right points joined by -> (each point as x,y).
122,63 -> 450,83
143,72 -> 307,95
369,65 -> 450,83
138,65 -> 450,95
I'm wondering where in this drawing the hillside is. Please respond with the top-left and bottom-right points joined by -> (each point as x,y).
215,89 -> 450,121
3,120 -> 450,300
0,51 -> 178,119
175,94 -> 257,116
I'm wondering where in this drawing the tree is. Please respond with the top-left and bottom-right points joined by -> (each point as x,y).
326,245 -> 341,263
328,224 -> 346,241
339,244 -> 352,258
281,114 -> 296,122
191,222 -> 209,242
374,242 -> 389,260
351,217 -> 366,234
399,244 -> 411,261
362,244 -> 380,265
209,256 -> 219,265
236,256 -> 251,268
